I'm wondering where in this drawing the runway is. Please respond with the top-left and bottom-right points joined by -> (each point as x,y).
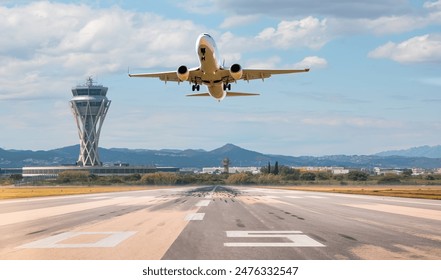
0,186 -> 440,260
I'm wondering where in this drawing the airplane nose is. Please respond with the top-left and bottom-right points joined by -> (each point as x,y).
198,34 -> 210,46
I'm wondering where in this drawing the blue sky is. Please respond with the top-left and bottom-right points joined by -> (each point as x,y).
0,0 -> 440,156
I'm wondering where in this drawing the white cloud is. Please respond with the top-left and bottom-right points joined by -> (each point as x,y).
220,15 -> 259,29
245,56 -> 282,69
368,34 -> 441,64
294,56 -> 328,69
256,17 -> 329,50
0,2 -> 205,101
424,0 -> 441,10
215,0 -> 411,19
176,0 -> 218,14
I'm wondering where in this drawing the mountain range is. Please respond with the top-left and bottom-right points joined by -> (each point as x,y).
1,144 -> 441,169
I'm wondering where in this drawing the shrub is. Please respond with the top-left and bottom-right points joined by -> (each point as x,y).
348,171 -> 369,181
300,172 -> 316,181
57,170 -> 90,183
377,174 -> 401,184
140,172 -> 178,185
226,173 -> 253,185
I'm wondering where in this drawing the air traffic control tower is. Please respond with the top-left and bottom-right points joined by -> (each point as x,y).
70,77 -> 111,166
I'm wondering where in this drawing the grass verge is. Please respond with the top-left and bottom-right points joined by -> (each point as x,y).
0,186 -> 176,200
1,185 -> 441,200
266,185 -> 441,200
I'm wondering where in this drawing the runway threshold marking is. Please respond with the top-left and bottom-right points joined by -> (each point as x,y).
18,231 -> 136,249
224,231 -> 326,247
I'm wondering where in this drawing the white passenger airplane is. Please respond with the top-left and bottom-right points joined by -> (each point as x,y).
129,33 -> 309,102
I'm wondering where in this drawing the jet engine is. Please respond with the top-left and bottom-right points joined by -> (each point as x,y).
177,65 -> 189,81
229,64 -> 243,80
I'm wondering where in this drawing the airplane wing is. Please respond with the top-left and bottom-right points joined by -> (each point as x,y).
220,68 -> 309,84
128,71 -> 181,82
226,92 -> 260,97
186,92 -> 260,97
129,68 -> 203,84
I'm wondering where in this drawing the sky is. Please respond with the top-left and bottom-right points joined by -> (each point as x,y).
0,0 -> 440,156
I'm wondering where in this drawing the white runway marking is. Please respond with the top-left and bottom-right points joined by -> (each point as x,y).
19,231 -> 136,249
185,213 -> 205,221
0,197 -> 137,226
345,203 -> 441,221
286,196 -> 302,199
196,200 -> 211,207
86,196 -> 110,200
305,196 -> 326,199
224,231 -> 325,247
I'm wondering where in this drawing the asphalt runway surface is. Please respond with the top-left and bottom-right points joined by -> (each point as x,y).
0,186 -> 440,260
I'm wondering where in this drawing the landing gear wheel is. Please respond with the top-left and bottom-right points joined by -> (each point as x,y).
223,83 -> 231,91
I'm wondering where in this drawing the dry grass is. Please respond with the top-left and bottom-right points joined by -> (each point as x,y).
266,185 -> 441,200
0,185 -> 177,200
1,185 -> 441,200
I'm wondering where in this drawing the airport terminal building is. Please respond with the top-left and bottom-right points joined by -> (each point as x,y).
21,166 -> 179,177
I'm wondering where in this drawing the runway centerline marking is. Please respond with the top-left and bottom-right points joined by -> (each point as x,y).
224,231 -> 325,247
18,231 -> 136,249
196,200 -> 211,207
185,213 -> 205,221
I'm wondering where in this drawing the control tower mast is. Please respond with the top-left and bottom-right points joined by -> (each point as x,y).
70,77 -> 111,166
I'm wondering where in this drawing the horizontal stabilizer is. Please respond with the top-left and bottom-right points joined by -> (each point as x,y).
226,92 -> 260,97
186,92 -> 210,97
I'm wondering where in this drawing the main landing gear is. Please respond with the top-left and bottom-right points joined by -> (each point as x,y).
223,83 -> 231,91
192,84 -> 200,91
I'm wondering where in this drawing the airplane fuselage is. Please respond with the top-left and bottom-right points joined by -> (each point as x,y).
128,33 -> 309,102
196,34 -> 226,100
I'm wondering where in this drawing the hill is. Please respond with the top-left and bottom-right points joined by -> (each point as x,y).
1,144 -> 441,169
375,145 -> 441,158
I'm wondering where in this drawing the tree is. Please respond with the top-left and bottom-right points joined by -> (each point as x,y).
348,171 -> 369,181
273,161 -> 279,175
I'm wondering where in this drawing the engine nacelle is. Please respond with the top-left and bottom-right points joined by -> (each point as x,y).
229,63 -> 243,80
177,65 -> 189,81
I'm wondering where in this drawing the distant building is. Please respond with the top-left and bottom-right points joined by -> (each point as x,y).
373,167 -> 403,176
292,166 -> 349,174
22,166 -> 179,177
0,168 -> 22,177
202,166 -> 260,174
331,167 -> 350,175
